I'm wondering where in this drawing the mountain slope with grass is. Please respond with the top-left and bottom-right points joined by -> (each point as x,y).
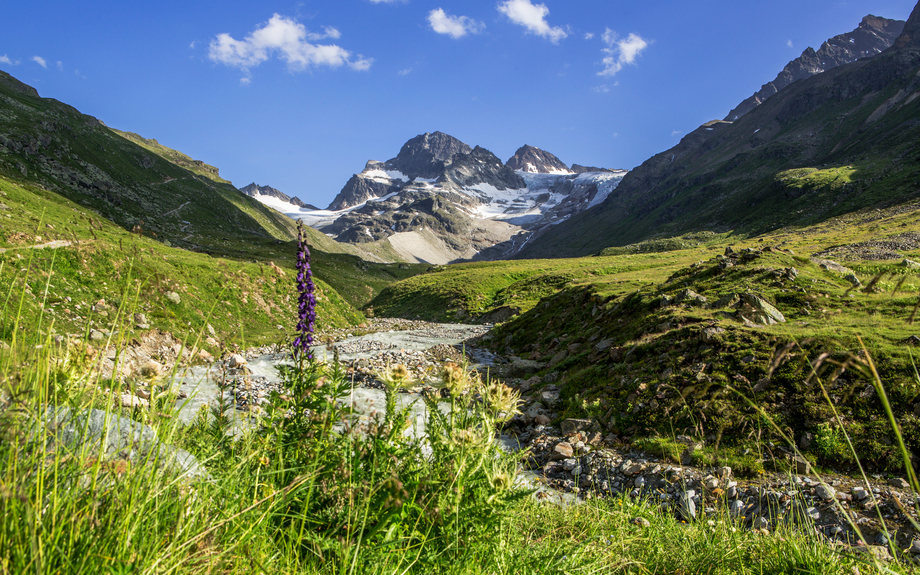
0,70 -> 299,259
374,196 -> 920,472
518,7 -> 920,259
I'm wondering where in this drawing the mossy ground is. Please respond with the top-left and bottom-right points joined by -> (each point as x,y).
374,201 -> 920,473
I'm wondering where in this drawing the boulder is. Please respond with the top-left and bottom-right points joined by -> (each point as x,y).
737,293 -> 785,325
38,405 -> 209,480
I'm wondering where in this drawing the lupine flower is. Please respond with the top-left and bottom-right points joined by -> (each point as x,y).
292,221 -> 316,361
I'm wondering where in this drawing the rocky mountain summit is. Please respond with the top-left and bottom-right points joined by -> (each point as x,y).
506,145 -> 571,174
725,15 -> 905,121
268,132 -> 626,264
240,182 -> 316,210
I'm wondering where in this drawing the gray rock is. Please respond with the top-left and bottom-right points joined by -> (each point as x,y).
902,259 -> 920,270
120,393 -> 149,409
561,418 -> 594,435
888,477 -> 911,490
228,354 -> 247,368
541,390 -> 560,406
737,293 -> 785,325
675,289 -> 708,306
593,338 -> 615,353
815,484 -> 836,501
38,405 -> 209,480
133,313 -> 150,329
730,500 -> 745,517
679,491 -> 697,521
843,273 -> 861,287
165,291 -> 181,304
701,327 -> 726,342
89,329 -> 105,341
630,517 -> 651,528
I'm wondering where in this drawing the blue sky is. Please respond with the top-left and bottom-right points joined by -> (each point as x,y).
1,0 -> 916,208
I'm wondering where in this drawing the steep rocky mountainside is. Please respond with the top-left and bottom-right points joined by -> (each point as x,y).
279,132 -> 626,264
517,6 -> 920,259
505,145 -> 571,174
0,70 -> 298,256
725,15 -> 904,121
240,182 -> 316,210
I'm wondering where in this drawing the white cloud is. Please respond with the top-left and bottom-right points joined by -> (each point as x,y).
428,8 -> 485,39
190,41 -> 197,49
497,0 -> 567,44
32,56 -> 47,69
208,14 -> 372,75
398,68 -> 412,75
57,61 -> 63,70
240,76 -> 251,86
307,26 -> 341,41
0,55 -> 13,65
593,84 -> 610,93
671,130 -> 683,137
584,32 -> 595,40
787,39 -> 794,48
598,29 -> 648,77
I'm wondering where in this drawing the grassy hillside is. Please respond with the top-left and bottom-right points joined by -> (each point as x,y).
0,174 -> 427,348
374,202 -> 920,471
0,70 -> 298,259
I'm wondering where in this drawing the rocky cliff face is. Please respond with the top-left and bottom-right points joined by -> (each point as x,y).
239,182 -> 315,210
725,15 -> 905,121
281,132 -> 625,264
506,145 -> 571,174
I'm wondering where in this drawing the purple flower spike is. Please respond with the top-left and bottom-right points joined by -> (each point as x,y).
293,221 -> 316,361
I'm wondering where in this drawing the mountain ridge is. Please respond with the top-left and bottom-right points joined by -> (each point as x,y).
516,7 -> 920,259
725,14 -> 904,121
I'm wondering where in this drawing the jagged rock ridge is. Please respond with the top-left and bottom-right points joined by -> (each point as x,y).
239,183 -> 316,210
517,6 -> 920,259
725,15 -> 905,121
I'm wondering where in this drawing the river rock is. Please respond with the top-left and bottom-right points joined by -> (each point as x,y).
38,405 -> 209,479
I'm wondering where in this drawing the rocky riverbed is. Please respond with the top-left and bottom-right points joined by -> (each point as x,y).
113,318 -> 920,564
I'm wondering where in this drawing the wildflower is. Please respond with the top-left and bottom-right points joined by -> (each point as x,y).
292,221 -> 316,361
440,362 -> 474,396
482,379 -> 522,422
379,364 -> 412,391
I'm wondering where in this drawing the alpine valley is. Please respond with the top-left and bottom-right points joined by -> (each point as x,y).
7,3 -> 920,573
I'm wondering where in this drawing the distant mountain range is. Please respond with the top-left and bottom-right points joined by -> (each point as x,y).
240,183 -> 318,210
516,5 -> 920,259
256,131 -> 625,264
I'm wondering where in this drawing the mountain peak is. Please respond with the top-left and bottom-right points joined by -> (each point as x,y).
895,1 -> 920,49
506,145 -> 571,174
387,132 -> 472,179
